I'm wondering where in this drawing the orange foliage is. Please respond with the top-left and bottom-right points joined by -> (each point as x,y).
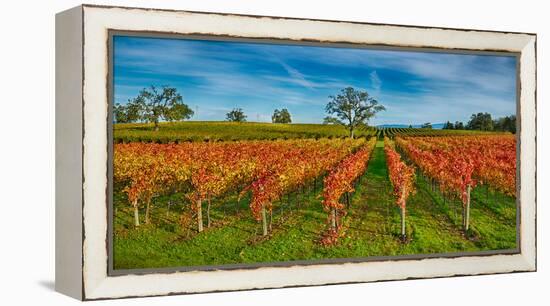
396,135 -> 516,203
114,139 -> 367,220
384,138 -> 415,211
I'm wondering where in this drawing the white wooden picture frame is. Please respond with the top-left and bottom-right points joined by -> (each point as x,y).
55,4 -> 536,300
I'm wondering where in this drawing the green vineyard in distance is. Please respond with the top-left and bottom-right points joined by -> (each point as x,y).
374,127 -> 504,138
113,121 -> 506,143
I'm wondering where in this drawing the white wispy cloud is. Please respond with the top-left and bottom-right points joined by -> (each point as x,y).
277,60 -> 317,89
369,70 -> 382,95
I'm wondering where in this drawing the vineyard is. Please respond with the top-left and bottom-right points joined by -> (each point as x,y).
375,127 -> 502,138
114,121 -> 378,143
395,135 -> 516,232
113,121 -> 504,143
113,132 -> 517,270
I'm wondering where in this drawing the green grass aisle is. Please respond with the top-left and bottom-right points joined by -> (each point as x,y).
340,140 -> 481,256
114,184 -> 337,269
324,139 -> 404,256
417,178 -> 517,251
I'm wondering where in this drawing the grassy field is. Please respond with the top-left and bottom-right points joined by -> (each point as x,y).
114,121 -> 376,143
113,121 -> 504,143
113,140 -> 516,270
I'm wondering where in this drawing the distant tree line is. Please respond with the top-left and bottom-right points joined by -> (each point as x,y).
272,108 -> 292,123
225,108 -> 293,123
116,86 -> 389,138
114,86 -> 194,130
445,121 -> 465,130
442,112 -> 516,133
225,108 -> 247,122
115,86 -> 297,126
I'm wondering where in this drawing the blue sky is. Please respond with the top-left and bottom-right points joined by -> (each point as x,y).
113,35 -> 516,125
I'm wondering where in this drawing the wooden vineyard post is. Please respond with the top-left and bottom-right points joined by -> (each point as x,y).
464,185 -> 471,232
133,199 -> 140,227
331,208 -> 337,229
401,207 -> 406,240
262,205 -> 268,236
145,198 -> 151,224
400,186 -> 406,241
269,209 -> 273,232
207,197 -> 212,228
166,200 -> 171,218
197,199 -> 203,232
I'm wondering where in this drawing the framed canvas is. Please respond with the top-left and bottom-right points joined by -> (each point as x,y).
55,4 -> 537,300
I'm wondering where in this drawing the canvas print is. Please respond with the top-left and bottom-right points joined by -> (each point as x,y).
111,35 -> 518,271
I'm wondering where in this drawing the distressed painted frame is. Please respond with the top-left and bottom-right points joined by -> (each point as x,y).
55,4 -> 537,300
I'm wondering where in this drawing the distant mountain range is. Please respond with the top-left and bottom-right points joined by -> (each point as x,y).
376,123 -> 445,130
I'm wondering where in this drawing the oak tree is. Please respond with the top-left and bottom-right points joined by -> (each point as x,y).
324,87 -> 385,138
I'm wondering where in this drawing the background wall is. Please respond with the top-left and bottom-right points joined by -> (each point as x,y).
0,0 -> 546,305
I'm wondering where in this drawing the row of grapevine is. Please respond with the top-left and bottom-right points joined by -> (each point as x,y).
376,127 -> 504,138
384,138 -> 416,239
242,139 -> 368,235
404,136 -> 516,196
320,138 -> 376,244
114,138 -> 367,235
395,137 -> 475,231
395,135 -> 516,231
